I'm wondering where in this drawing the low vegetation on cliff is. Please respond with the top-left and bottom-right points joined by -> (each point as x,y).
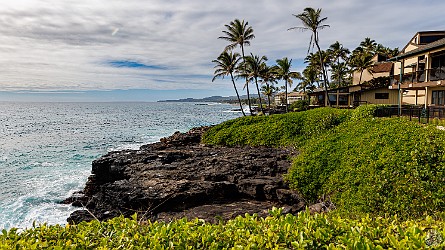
287,117 -> 445,219
202,107 -> 350,147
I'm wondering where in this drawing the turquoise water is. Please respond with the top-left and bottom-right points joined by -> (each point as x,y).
0,102 -> 241,229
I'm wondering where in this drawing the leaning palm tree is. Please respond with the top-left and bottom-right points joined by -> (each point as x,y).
218,19 -> 255,115
242,53 -> 268,114
259,65 -> 278,112
273,57 -> 302,113
290,7 -> 330,105
212,51 -> 245,116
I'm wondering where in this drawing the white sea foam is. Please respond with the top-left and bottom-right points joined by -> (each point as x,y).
0,102 -> 241,230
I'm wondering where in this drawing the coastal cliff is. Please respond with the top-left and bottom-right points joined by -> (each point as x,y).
65,126 -> 305,224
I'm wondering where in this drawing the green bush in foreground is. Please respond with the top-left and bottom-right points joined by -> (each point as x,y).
286,118 -> 445,219
1,210 -> 444,249
202,108 -> 350,147
350,104 -> 387,121
289,99 -> 309,111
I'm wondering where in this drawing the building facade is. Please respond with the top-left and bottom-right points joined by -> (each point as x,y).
389,31 -> 445,108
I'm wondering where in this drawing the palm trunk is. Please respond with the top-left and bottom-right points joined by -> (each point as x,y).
285,80 -> 289,113
254,77 -> 264,114
230,72 -> 246,116
267,83 -> 271,113
241,45 -> 253,115
315,33 -> 330,107
359,70 -> 363,85
337,58 -> 341,87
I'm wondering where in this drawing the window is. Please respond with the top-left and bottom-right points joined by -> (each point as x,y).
432,90 -> 445,105
338,95 -> 348,105
420,35 -> 445,44
375,93 -> 389,99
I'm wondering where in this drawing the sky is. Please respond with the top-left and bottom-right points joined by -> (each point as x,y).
0,0 -> 444,102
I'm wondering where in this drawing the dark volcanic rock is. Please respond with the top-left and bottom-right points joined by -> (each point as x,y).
65,127 -> 304,224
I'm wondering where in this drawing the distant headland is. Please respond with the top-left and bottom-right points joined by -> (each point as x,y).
157,95 -> 259,103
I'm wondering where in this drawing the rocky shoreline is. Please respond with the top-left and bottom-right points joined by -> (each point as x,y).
64,127 -> 308,224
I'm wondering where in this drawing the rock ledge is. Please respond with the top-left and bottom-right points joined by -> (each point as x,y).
65,127 -> 305,223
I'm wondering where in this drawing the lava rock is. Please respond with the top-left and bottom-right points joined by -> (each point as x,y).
65,126 -> 304,224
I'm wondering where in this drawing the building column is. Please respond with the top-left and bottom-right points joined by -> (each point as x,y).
398,60 -> 405,116
425,53 -> 430,82
425,87 -> 429,109
415,90 -> 418,105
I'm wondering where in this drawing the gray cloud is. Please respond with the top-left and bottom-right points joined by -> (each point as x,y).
0,0 -> 444,92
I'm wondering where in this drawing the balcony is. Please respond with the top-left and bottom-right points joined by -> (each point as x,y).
391,67 -> 445,85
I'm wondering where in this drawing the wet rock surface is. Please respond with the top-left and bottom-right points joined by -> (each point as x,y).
65,127 -> 305,224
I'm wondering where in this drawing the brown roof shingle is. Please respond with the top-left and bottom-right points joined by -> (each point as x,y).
371,62 -> 393,73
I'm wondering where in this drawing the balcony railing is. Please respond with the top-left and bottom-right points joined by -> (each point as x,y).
374,105 -> 445,123
391,67 -> 445,85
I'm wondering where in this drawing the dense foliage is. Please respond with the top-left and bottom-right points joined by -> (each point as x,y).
289,99 -> 310,111
202,107 -> 350,147
286,118 -> 445,219
1,210 -> 444,249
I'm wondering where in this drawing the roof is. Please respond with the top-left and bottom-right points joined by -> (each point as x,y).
389,37 -> 445,61
371,62 -> 393,73
276,92 -> 305,97
399,31 -> 445,55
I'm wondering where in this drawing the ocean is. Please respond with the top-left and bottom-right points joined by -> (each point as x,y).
0,102 -> 241,230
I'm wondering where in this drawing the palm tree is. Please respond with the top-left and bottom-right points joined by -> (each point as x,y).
259,65 -> 278,112
273,57 -> 301,113
301,67 -> 319,91
327,41 -> 350,87
242,53 -> 268,114
359,37 -> 377,55
212,51 -> 245,116
219,19 -> 255,115
304,51 -> 330,88
328,41 -> 350,64
261,84 -> 277,113
350,51 -> 374,85
330,62 -> 351,87
290,7 -> 330,105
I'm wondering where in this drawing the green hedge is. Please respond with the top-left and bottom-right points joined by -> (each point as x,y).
286,118 -> 445,219
202,108 -> 350,147
1,210 -> 444,249
350,104 -> 387,121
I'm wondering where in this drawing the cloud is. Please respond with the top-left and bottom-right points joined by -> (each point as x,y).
0,0 -> 444,94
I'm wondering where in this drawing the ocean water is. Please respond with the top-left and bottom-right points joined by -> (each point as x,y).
0,102 -> 241,230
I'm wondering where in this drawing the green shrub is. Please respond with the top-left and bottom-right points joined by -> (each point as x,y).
350,104 -> 387,121
289,99 -> 309,111
202,108 -> 351,147
1,211 -> 444,249
286,118 -> 445,219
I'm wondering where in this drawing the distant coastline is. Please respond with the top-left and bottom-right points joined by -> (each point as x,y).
157,94 -> 259,103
